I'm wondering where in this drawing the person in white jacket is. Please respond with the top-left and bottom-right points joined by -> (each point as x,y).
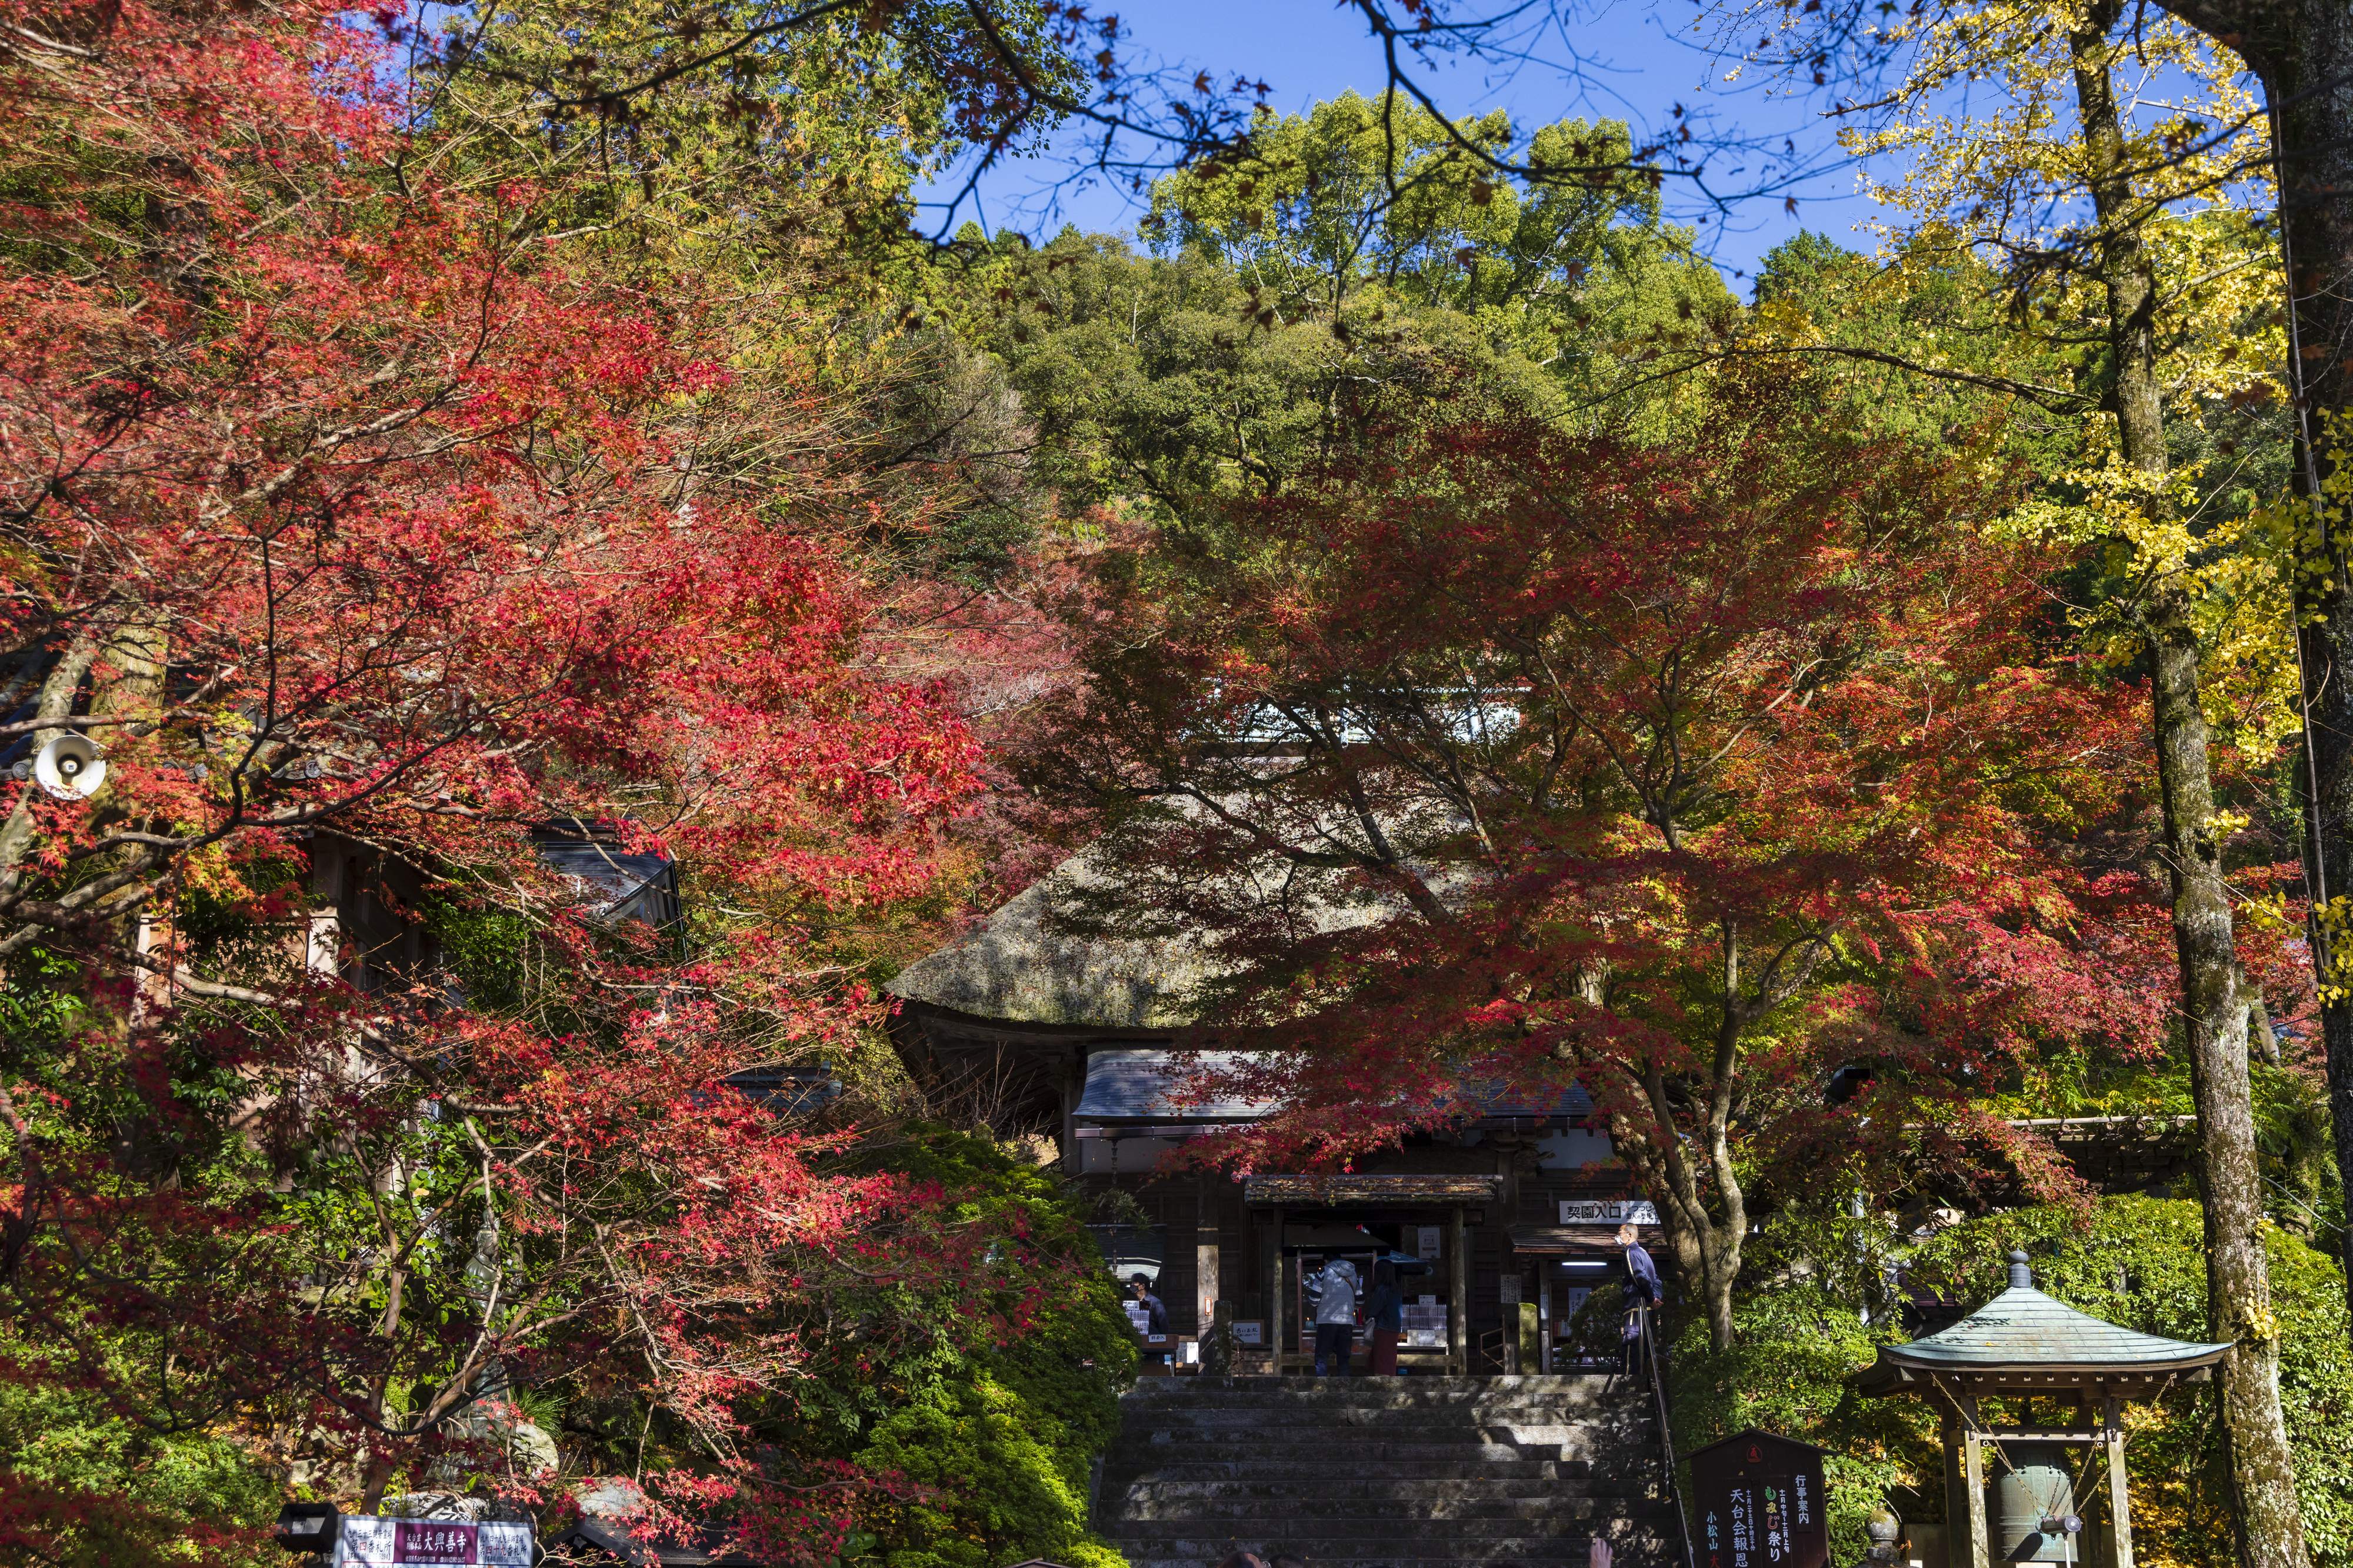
1311,1258 -> 1359,1376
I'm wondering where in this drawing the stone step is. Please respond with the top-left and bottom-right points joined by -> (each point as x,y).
1121,1379 -> 1636,1404
1094,1377 -> 1682,1568
1123,1423 -> 1653,1444
1107,1494 -> 1670,1522
1099,1459 -> 1609,1483
1106,1506 -> 1675,1525
1120,1544 -> 1675,1553
1108,1533 -> 1677,1562
1126,1398 -> 1648,1420
1106,1469 -> 1657,1497
1111,1431 -> 1647,1459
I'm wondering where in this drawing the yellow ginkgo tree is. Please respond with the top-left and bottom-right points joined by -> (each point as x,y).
1724,0 -> 2313,1560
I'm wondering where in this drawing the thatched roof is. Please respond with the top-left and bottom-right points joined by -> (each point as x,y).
885,856 -> 1224,1030
886,811 -> 1453,1030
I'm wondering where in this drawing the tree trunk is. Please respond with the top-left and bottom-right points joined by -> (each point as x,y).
1607,920 -> 1751,1354
2071,16 -> 2311,1566
2154,0 -> 2353,1345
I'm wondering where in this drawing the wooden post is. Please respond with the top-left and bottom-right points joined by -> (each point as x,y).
1269,1207 -> 1286,1373
1499,1271 -> 1521,1374
1448,1205 -> 1468,1375
1958,1403 -> 1992,1568
1195,1176 -> 1219,1337
1939,1408 -> 1965,1568
1538,1267 -> 1553,1374
2104,1397 -> 2135,1568
1204,1299 -> 1234,1376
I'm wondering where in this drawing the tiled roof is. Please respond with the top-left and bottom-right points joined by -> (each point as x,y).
1242,1173 -> 1504,1207
1071,1047 -> 1598,1126
1074,1049 -> 1278,1120
1506,1222 -> 1661,1254
1857,1252 -> 2228,1393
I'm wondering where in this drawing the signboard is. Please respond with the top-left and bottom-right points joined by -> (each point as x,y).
1688,1430 -> 1829,1568
334,1517 -> 534,1567
1499,1275 -> 1522,1305
1559,1199 -> 1660,1226
1232,1320 -> 1264,1346
1416,1226 -> 1442,1260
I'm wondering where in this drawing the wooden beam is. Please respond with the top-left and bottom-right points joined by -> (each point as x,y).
1195,1176 -> 1219,1338
1449,1205 -> 1468,1375
2105,1397 -> 2135,1568
1959,1402 -> 1992,1568
1270,1207 -> 1286,1373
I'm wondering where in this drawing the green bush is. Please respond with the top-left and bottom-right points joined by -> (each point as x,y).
1667,1242 -> 1932,1563
0,1357 -> 282,1567
856,1373 -> 1126,1568
838,1126 -> 1136,1568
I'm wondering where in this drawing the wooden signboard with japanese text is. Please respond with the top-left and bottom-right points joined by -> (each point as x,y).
1689,1429 -> 1829,1568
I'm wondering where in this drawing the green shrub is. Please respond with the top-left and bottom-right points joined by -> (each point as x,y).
0,1359 -> 282,1567
1667,1245 -> 1931,1563
857,1373 -> 1126,1568
838,1126 -> 1135,1567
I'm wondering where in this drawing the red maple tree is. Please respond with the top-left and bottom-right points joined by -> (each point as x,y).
0,0 -> 1083,1559
1021,379 -> 2169,1347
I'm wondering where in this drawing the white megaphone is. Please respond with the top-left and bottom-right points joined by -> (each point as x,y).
32,735 -> 106,800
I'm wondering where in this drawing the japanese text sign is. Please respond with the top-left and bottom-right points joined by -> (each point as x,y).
1688,1429 -> 1828,1568
332,1516 -> 534,1566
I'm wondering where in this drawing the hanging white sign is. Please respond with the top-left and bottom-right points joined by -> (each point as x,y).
333,1517 -> 535,1567
1559,1199 -> 1659,1226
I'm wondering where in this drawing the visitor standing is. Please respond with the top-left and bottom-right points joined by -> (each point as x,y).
1311,1258 -> 1358,1376
1364,1259 -> 1405,1376
1615,1223 -> 1658,1377
1131,1272 -> 1169,1366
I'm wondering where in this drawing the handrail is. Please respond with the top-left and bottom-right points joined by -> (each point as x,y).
1639,1303 -> 1699,1568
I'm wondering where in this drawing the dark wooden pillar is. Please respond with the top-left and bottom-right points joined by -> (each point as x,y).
1448,1205 -> 1468,1374
1269,1207 -> 1287,1373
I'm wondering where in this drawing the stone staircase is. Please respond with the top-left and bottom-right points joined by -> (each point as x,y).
1093,1376 -> 1685,1568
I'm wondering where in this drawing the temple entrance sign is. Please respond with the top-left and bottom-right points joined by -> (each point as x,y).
1852,1252 -> 2229,1568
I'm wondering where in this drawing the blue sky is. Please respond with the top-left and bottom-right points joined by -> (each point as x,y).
918,0 -> 1890,293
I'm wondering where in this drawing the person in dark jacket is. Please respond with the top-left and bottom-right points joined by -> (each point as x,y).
1129,1273 -> 1168,1331
1130,1272 -> 1169,1365
1363,1259 -> 1405,1376
1615,1223 -> 1659,1375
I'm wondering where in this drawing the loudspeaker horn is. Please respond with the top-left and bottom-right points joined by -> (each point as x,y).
32,735 -> 106,800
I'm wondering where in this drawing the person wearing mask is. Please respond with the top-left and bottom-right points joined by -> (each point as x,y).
1615,1223 -> 1659,1377
1363,1259 -> 1405,1376
1311,1257 -> 1358,1377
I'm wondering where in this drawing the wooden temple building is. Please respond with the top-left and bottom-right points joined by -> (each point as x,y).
885,854 -> 1668,1374
886,853 -> 2216,1377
